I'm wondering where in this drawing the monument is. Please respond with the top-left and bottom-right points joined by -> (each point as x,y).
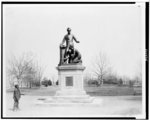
54,27 -> 93,103
37,28 -> 93,104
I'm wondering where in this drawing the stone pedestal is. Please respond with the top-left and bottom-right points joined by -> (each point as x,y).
56,65 -> 85,94
36,64 -> 94,105
54,64 -> 93,103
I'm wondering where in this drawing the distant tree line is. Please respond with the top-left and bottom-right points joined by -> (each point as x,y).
84,75 -> 141,87
87,51 -> 142,87
41,77 -> 59,87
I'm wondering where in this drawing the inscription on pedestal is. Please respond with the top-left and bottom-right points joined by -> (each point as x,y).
66,76 -> 73,86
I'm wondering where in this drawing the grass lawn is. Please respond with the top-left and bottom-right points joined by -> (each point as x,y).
6,84 -> 142,96
84,85 -> 142,96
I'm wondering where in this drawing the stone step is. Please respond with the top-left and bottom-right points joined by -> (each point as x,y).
55,90 -> 87,96
36,101 -> 101,107
36,95 -> 94,104
40,96 -> 94,103
35,97 -> 104,107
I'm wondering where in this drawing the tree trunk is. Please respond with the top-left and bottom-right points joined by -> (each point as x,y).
101,76 -> 103,86
30,81 -> 32,88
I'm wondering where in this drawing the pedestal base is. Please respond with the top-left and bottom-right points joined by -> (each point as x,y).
37,89 -> 94,104
37,64 -> 94,105
51,89 -> 94,103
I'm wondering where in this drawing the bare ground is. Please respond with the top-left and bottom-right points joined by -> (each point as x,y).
4,92 -> 142,117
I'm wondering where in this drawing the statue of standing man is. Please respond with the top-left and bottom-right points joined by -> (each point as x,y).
60,28 -> 80,59
59,27 -> 82,65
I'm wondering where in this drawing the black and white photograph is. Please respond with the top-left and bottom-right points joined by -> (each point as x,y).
1,1 -> 149,119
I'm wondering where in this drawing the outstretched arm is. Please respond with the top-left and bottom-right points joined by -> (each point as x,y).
73,35 -> 80,43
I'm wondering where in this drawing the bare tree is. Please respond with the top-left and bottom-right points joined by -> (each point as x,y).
92,52 -> 111,86
34,62 -> 44,87
7,53 -> 34,82
7,52 -> 44,88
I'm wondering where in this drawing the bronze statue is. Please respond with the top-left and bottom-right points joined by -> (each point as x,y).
60,28 -> 80,58
67,47 -> 82,64
59,28 -> 82,65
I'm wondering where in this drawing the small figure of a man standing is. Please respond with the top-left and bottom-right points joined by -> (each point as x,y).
13,84 -> 21,111
60,28 -> 80,59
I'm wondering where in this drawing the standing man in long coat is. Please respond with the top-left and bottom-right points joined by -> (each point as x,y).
13,84 -> 21,111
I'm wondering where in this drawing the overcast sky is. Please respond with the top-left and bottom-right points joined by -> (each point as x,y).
3,4 -> 144,80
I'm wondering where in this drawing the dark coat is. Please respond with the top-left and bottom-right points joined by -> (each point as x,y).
13,87 -> 21,102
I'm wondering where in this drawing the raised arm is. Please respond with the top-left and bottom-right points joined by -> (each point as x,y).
73,35 -> 80,43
